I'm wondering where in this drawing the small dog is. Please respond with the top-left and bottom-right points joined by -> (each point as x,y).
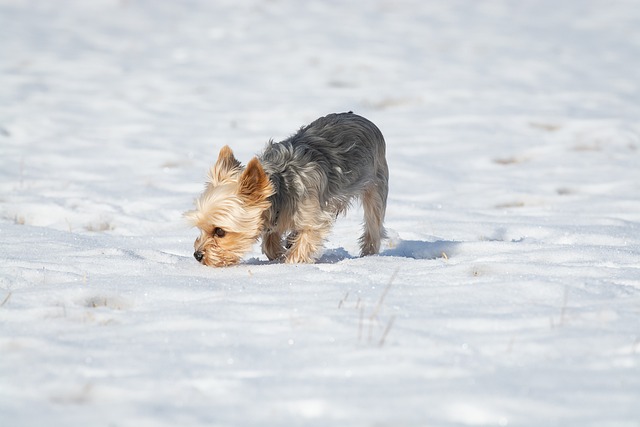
185,112 -> 388,267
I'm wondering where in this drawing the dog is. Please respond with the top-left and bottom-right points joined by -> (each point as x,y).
185,112 -> 388,267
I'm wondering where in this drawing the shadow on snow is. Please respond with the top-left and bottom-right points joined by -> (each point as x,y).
380,239 -> 459,260
318,239 -> 460,264
246,240 -> 459,265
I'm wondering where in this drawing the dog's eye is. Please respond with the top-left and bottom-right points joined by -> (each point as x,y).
213,227 -> 226,238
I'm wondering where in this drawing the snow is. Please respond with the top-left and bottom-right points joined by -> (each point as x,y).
1,0 -> 639,425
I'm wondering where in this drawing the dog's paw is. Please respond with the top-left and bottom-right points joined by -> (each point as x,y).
284,250 -> 315,264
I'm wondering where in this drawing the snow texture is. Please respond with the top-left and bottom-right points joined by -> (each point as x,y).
1,0 -> 639,426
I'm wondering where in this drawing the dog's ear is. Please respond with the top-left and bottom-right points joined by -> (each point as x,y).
216,145 -> 241,171
208,145 -> 241,185
238,157 -> 273,205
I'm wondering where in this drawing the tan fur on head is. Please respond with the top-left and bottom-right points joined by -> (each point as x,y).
185,147 -> 273,267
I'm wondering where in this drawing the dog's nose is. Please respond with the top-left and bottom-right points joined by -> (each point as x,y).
194,251 -> 204,262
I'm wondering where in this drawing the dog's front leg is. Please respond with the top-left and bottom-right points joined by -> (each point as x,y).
262,231 -> 285,261
285,219 -> 333,263
285,228 -> 323,263
285,202 -> 334,263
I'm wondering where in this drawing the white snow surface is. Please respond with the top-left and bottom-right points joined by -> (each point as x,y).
1,0 -> 639,426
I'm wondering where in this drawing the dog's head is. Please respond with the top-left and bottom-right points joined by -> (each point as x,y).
185,146 -> 273,267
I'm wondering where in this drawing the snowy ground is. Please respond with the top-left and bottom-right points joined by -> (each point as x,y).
1,0 -> 639,426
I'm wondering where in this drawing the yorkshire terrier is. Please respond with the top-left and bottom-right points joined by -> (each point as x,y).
185,112 -> 388,267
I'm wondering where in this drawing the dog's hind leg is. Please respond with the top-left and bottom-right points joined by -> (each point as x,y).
359,172 -> 388,257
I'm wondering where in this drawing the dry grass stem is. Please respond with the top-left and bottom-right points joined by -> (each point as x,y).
1,292 -> 12,307
378,316 -> 396,347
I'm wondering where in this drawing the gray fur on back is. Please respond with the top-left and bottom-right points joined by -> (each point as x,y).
259,112 -> 388,229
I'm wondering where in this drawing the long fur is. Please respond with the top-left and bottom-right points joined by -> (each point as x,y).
187,112 -> 389,266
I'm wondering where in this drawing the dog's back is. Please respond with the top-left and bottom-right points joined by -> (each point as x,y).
290,111 -> 387,184
262,112 -> 387,201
